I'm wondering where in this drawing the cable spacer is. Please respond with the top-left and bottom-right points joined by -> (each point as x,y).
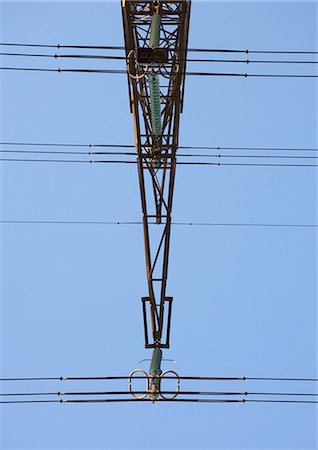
159,370 -> 180,400
128,369 -> 149,400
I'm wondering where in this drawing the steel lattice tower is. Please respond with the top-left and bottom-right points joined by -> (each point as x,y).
122,1 -> 191,354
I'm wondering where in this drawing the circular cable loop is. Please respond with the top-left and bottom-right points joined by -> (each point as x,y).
127,49 -> 148,80
128,369 -> 149,400
159,370 -> 180,400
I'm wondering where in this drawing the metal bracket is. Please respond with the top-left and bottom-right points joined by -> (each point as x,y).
142,296 -> 173,348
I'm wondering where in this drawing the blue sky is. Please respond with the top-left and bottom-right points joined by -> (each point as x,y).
0,1 -> 317,449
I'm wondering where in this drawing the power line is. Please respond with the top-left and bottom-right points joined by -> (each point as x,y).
1,390 -> 317,397
0,149 -> 136,156
0,42 -> 125,50
0,220 -> 316,228
1,42 -> 317,54
1,157 -> 317,167
1,51 -> 318,65
187,58 -> 318,64
190,49 -> 318,55
1,149 -> 317,160
180,154 -> 318,160
186,71 -> 318,79
176,161 -> 318,167
1,375 -> 317,382
173,222 -> 317,228
1,66 -> 318,79
0,66 -> 125,74
0,377 -> 60,381
180,145 -> 318,152
0,400 -> 61,404
2,399 -> 318,404
245,399 -> 318,404
1,142 -> 317,152
0,142 -> 134,148
0,51 -> 126,60
0,398 -> 243,404
0,158 -> 134,164
61,398 -> 318,404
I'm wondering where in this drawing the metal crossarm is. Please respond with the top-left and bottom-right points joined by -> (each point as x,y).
122,0 -> 191,348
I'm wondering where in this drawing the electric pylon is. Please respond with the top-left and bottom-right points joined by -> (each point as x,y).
122,0 -> 191,400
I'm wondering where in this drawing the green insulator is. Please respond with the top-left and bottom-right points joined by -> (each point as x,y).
149,14 -> 161,48
148,13 -> 162,136
149,348 -> 162,377
149,74 -> 162,135
149,348 -> 162,399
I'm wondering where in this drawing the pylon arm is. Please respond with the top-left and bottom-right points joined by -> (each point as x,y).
122,0 -> 191,347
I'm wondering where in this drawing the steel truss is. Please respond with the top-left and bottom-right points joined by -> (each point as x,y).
122,0 -> 191,348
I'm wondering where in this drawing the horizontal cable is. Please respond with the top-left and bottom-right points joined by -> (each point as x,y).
0,67 -> 125,74
1,220 -> 316,228
179,154 -> 318,159
1,42 -> 317,55
186,71 -> 318,78
0,398 -> 243,404
0,142 -> 134,148
1,158 -> 317,167
0,42 -> 125,50
0,52 -> 126,60
0,66 -> 318,78
175,161 -> 318,167
1,149 -> 317,160
1,51 -> 318,65
60,398 -> 241,403
173,222 -> 317,228
1,390 -> 317,397
187,58 -> 318,64
245,399 -> 318,404
1,142 -> 317,152
0,149 -> 136,156
0,150 -> 318,161
50,376 -> 318,382
189,49 -> 318,55
0,376 -> 243,382
180,145 -> 318,152
1,398 -> 317,404
2,376 -> 317,382
0,377 -> 60,381
0,158 -> 132,164
0,400 -> 61,404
